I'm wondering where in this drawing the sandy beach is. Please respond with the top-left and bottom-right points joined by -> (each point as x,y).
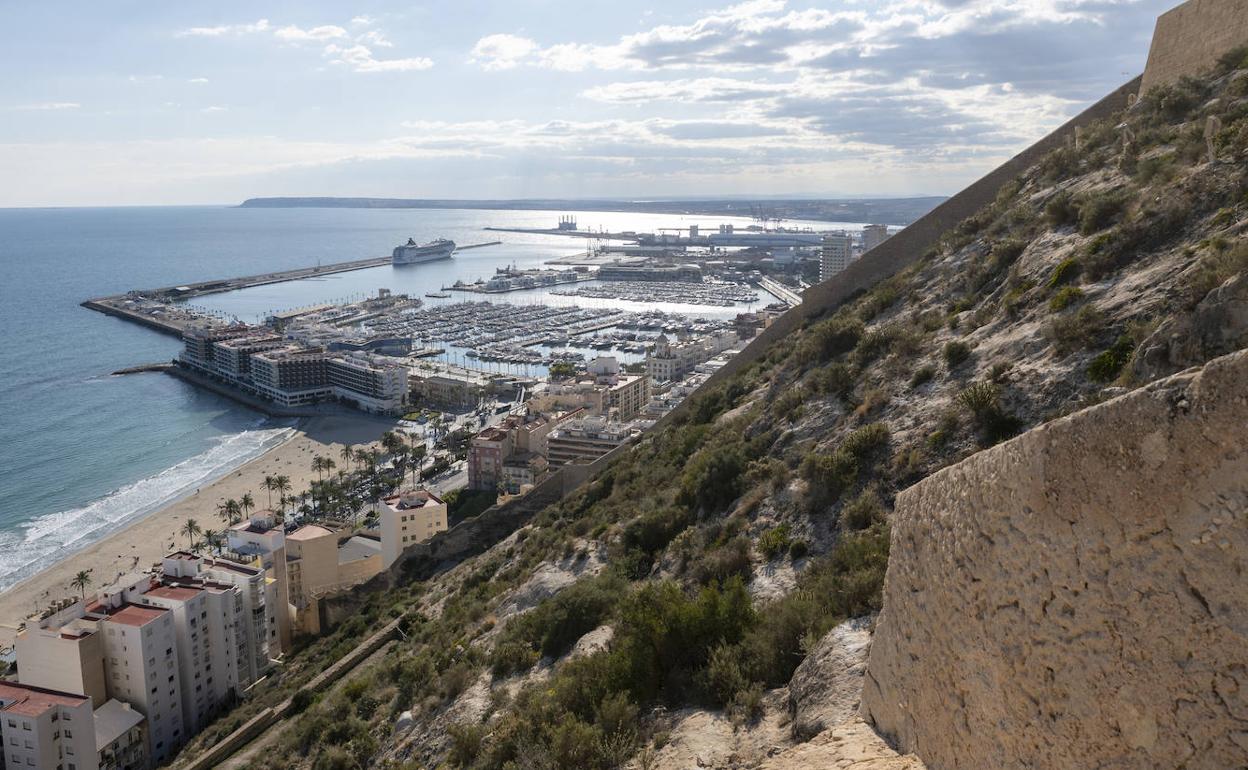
0,413 -> 399,649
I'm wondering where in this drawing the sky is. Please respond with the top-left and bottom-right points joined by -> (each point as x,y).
0,0 -> 1174,207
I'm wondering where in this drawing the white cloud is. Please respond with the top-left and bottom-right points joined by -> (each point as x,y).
324,44 -> 433,73
350,16 -> 375,27
176,19 -> 270,37
188,77 -> 210,84
14,102 -> 80,111
200,105 -> 228,113
274,24 -> 347,43
470,34 -> 539,70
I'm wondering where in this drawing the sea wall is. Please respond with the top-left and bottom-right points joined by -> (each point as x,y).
653,75 -> 1140,432
862,350 -> 1248,768
1140,0 -> 1248,94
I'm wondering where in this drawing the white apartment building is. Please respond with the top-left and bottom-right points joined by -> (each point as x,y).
378,490 -> 449,568
645,331 -> 738,384
0,681 -> 98,770
820,233 -> 854,282
225,511 -> 292,654
326,355 -> 409,415
93,699 -> 147,770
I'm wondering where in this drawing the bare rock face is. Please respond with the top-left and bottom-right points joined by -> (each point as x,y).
862,350 -> 1248,768
1134,273 -> 1248,380
758,719 -> 925,770
788,616 -> 874,740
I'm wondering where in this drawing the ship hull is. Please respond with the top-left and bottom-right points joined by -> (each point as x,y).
393,239 -> 456,265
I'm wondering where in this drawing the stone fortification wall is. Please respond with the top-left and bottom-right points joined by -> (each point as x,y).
1141,0 -> 1248,94
862,350 -> 1248,768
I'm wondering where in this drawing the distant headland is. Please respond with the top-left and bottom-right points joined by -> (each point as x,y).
237,196 -> 947,225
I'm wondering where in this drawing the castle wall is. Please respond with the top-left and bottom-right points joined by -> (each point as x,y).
1141,0 -> 1248,93
862,350 -> 1248,768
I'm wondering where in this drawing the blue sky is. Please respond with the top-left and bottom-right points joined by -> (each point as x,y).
1,0 -> 1173,206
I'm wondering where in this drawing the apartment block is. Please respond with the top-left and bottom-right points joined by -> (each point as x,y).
820,232 -> 854,282
377,489 -> 449,568
547,418 -> 634,467
0,681 -> 98,770
862,223 -> 891,253
93,699 -> 146,770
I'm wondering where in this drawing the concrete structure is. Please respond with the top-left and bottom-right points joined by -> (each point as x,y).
248,347 -> 332,409
0,681 -> 98,770
224,511 -> 292,654
862,224 -> 891,253
1140,0 -> 1248,94
410,372 -> 487,409
15,619 -> 107,710
284,525 -> 385,634
862,350 -> 1248,769
645,331 -> 737,384
547,417 -> 634,467
93,699 -> 147,770
378,490 -> 449,568
820,233 -> 854,282
325,354 -> 409,415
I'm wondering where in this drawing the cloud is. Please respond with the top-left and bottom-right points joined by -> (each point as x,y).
178,17 -> 429,73
471,34 -> 539,70
274,24 -> 347,43
188,77 -> 210,84
324,44 -> 433,73
176,19 -> 270,38
200,105 -> 228,113
14,102 -> 80,111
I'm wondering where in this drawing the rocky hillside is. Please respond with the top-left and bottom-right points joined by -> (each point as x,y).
183,51 -> 1248,770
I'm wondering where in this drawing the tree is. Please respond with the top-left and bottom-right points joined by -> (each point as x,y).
240,492 -> 255,516
202,528 -> 220,555
182,518 -> 202,551
263,475 -> 277,508
70,570 -> 92,600
275,475 -> 292,514
549,361 -> 577,379
381,431 -> 405,457
340,444 -> 355,472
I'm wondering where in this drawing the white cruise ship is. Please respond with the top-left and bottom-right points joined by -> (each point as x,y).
392,238 -> 456,266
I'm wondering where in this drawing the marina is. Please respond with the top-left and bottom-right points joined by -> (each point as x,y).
553,279 -> 760,306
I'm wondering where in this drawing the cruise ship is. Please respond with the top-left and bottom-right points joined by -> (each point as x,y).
392,238 -> 456,266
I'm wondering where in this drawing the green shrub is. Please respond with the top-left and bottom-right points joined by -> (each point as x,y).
1216,44 -> 1248,74
841,423 -> 890,459
909,364 -> 936,388
1078,191 -> 1126,235
1187,240 -> 1248,301
801,451 -> 858,501
1087,335 -> 1135,383
679,443 -> 746,514
839,486 -> 884,530
1047,257 -> 1081,288
943,340 -> 972,369
693,537 -> 752,586
788,539 -> 809,560
758,524 -> 793,560
1047,304 -> 1105,353
1045,191 -> 1078,228
809,363 -> 855,400
799,315 -> 864,364
489,573 -> 625,677
1038,144 -> 1080,183
447,723 -> 486,767
957,381 -> 1024,446
1048,286 -> 1085,312
1135,153 -> 1176,185
853,326 -> 901,366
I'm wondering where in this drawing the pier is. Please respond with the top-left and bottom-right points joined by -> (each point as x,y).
81,241 -> 503,337
756,276 -> 803,306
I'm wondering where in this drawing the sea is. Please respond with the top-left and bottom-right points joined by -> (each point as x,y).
0,206 -> 865,591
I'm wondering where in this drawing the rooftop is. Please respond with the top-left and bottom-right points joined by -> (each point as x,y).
0,681 -> 89,718
145,585 -> 202,602
338,535 -> 382,565
101,604 -> 167,628
94,699 -> 144,749
287,524 -> 335,541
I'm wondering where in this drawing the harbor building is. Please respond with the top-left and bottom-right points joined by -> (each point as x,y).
820,233 -> 855,282
0,681 -> 99,770
212,334 -> 285,381
249,347 -> 332,409
378,489 -> 449,568
179,326 -> 249,372
863,224 -> 891,253
597,264 -> 702,282
410,371 -> 487,409
326,355 -> 408,415
645,332 -> 738,384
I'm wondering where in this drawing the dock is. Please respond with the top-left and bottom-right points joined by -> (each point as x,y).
756,276 -> 803,306
81,241 -> 503,338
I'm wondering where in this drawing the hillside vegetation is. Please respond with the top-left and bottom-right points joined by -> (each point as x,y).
188,53 -> 1248,770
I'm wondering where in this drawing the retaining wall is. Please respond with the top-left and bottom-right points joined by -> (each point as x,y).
862,350 -> 1248,768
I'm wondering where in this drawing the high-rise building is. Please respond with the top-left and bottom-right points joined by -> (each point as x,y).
863,224 -> 891,252
0,680 -> 99,770
820,233 -> 854,282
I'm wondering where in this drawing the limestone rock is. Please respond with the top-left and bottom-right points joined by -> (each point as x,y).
1134,272 -> 1248,380
788,616 -> 874,740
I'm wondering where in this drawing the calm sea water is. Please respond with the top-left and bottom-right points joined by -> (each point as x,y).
0,206 -> 860,590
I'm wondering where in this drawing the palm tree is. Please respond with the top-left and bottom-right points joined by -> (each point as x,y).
70,570 -> 92,600
275,475 -> 292,513
263,475 -> 277,508
223,499 -> 243,525
202,528 -> 220,554
340,444 -> 355,472
216,499 -> 233,524
182,518 -> 202,551
381,431 -> 405,458
240,492 -> 255,516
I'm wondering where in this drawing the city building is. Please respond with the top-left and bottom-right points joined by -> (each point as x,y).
863,224 -> 891,252
284,525 -> 384,635
502,452 -> 548,494
820,233 -> 855,282
377,489 -> 449,568
596,264 -> 702,282
249,347 -> 332,409
410,371 -> 487,409
645,331 -> 738,384
467,426 -> 511,491
223,511 -> 292,654
93,699 -> 147,770
325,354 -> 409,415
547,418 -> 635,467
0,681 -> 99,770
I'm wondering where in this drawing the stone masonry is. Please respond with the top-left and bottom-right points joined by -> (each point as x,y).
862,350 -> 1248,768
